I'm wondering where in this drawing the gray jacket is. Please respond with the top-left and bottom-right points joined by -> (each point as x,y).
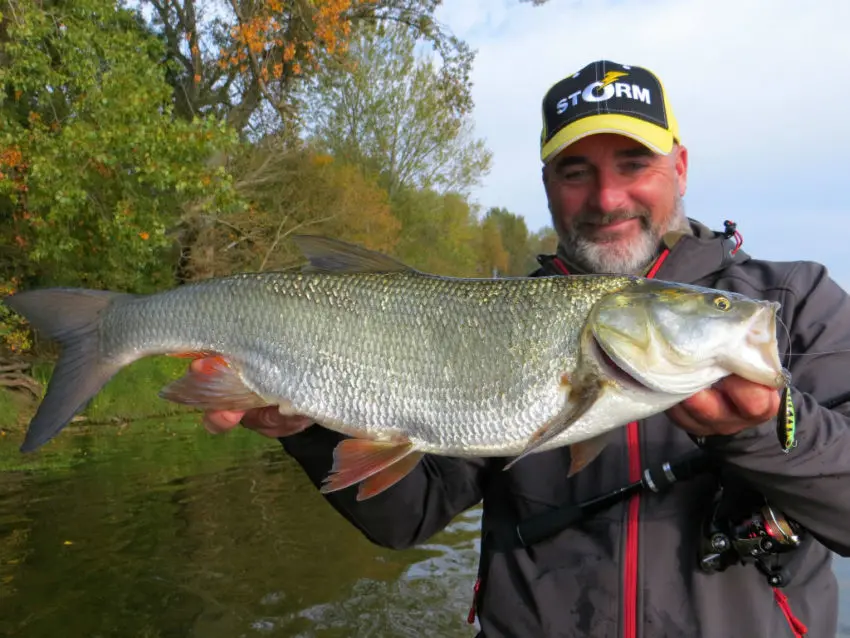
280,219 -> 850,637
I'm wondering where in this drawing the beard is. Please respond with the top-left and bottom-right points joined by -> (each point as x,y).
555,194 -> 689,275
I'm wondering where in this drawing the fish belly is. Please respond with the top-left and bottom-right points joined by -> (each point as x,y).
101,271 -> 638,456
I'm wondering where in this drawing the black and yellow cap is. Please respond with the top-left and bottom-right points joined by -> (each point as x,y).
540,60 -> 680,163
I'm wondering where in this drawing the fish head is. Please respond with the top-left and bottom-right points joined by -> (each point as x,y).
587,280 -> 788,396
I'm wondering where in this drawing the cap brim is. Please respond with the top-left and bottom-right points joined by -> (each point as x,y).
541,113 -> 675,163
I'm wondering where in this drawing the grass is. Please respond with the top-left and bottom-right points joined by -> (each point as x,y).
83,355 -> 193,421
0,412 -> 275,474
0,354 -> 207,473
0,354 -> 196,441
0,386 -> 20,429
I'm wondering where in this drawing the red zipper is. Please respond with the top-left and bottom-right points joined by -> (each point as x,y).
624,248 -> 669,638
551,256 -> 571,275
645,250 -> 669,279
467,577 -> 481,624
554,248 -> 670,638
624,421 -> 642,638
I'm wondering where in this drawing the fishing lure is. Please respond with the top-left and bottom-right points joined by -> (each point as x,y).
776,384 -> 797,453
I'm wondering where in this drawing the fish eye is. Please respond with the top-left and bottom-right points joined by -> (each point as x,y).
713,296 -> 731,311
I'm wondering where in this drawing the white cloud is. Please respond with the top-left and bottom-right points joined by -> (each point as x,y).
434,0 -> 850,280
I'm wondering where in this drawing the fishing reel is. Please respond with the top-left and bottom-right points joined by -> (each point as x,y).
698,488 -> 804,588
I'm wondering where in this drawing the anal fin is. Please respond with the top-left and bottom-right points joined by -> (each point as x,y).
320,438 -> 420,499
356,451 -> 424,500
159,356 -> 270,411
504,378 -> 602,471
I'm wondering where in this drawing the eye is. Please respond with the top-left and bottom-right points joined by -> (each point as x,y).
559,168 -> 589,182
713,296 -> 731,311
620,161 -> 647,174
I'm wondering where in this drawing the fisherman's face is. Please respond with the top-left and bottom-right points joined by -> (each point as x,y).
542,133 -> 689,274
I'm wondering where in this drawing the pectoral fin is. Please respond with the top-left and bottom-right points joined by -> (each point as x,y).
321,438 -> 422,500
159,355 -> 270,411
567,432 -> 611,477
503,379 -> 602,471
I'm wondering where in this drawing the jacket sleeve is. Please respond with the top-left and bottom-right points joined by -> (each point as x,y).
278,425 -> 488,550
704,262 -> 850,556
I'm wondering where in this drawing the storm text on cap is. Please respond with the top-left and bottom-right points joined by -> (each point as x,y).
556,80 -> 651,115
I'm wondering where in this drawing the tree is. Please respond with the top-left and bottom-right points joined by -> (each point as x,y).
481,207 -> 532,276
176,139 -> 401,280
389,185 -> 481,276
299,20 -> 490,197
524,226 -> 558,271
0,0 -> 242,295
142,0 -> 472,138
478,214 -> 510,277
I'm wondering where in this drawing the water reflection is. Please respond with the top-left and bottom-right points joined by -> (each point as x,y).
0,420 -> 479,637
2,419 -> 850,637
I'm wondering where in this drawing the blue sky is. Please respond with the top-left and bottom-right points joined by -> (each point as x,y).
434,0 -> 850,288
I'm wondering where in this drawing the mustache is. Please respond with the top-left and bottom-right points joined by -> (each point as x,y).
572,209 -> 652,228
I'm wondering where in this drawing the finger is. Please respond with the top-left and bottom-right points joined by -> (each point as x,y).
666,403 -> 715,437
716,377 -> 779,422
202,409 -> 246,434
667,403 -> 749,437
241,406 -> 288,430
678,388 -> 735,424
242,408 -> 313,438
189,358 -> 209,374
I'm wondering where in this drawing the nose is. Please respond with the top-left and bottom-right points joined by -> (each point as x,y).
590,169 -> 630,213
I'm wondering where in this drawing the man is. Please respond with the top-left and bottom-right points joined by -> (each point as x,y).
200,60 -> 850,637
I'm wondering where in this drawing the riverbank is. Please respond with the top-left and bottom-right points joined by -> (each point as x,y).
0,355 -> 198,469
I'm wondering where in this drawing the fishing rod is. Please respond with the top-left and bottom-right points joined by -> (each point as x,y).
514,449 -> 716,547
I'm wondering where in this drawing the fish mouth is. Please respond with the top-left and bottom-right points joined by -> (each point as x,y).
590,334 -> 655,392
723,302 -> 788,389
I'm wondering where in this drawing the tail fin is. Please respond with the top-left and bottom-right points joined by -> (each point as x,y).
3,289 -> 134,452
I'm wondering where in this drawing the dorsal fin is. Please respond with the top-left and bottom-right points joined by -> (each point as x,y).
292,235 -> 416,274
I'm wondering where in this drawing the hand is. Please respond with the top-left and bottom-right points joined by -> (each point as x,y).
666,375 -> 781,438
201,406 -> 313,439
189,360 -> 313,439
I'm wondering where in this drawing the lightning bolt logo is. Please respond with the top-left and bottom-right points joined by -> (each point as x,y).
600,71 -> 628,87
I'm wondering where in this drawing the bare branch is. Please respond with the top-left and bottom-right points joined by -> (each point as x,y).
259,213 -> 337,271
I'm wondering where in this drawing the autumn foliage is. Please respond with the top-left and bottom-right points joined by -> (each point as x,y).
223,0 -> 364,77
0,0 -> 555,358
178,141 -> 401,281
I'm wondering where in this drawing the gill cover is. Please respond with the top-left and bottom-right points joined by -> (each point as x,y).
590,281 -> 783,395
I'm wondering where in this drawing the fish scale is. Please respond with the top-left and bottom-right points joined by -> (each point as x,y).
4,235 -> 787,498
96,271 -> 632,455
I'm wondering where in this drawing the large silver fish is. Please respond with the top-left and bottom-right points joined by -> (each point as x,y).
4,236 -> 788,499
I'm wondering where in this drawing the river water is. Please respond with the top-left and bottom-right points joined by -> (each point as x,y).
1,418 -> 849,637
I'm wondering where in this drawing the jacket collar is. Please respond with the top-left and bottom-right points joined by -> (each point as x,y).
537,218 -> 750,283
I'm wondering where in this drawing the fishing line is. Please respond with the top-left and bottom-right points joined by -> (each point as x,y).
776,314 -> 794,371
783,349 -> 850,357
715,223 -> 850,361
772,296 -> 850,363
775,316 -> 850,359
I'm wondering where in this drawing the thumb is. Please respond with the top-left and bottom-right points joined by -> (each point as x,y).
202,409 -> 247,434
242,408 -> 314,437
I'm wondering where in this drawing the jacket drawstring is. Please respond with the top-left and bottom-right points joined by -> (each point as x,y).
773,588 -> 808,637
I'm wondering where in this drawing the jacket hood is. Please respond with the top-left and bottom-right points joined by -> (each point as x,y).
538,217 -> 752,284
